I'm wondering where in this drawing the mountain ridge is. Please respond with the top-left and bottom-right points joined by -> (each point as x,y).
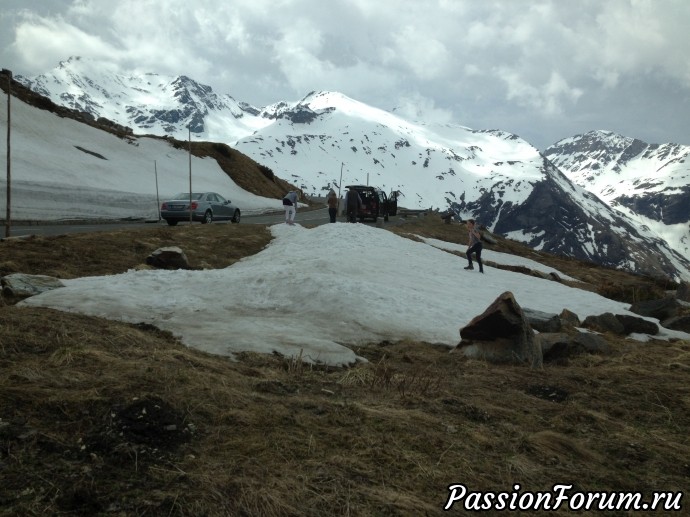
544,130 -> 690,262
12,57 -> 690,281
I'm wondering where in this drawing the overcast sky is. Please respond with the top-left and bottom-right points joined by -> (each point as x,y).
1,0 -> 689,150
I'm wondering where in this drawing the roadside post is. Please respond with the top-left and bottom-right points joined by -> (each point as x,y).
188,127 -> 192,224
154,160 -> 161,221
2,68 -> 11,238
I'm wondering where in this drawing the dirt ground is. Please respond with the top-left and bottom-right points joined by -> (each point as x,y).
1,218 -> 689,516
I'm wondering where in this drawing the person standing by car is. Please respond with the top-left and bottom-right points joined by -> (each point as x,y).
326,189 -> 338,223
464,219 -> 484,273
344,186 -> 362,223
283,190 -> 298,225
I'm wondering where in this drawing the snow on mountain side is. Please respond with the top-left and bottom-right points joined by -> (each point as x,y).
13,58 -> 690,281
231,93 -> 690,280
17,56 -> 269,142
544,130 -> 690,261
0,86 -> 279,221
235,91 -> 542,204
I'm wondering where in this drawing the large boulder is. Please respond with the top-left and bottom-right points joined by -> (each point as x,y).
146,247 -> 190,270
1,273 -> 64,298
582,313 -> 625,334
629,297 -> 682,321
615,314 -> 659,335
457,291 -> 542,368
661,315 -> 690,333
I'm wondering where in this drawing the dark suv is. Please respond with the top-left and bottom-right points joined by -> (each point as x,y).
345,185 -> 399,222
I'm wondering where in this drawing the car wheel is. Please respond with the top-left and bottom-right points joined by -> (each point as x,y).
202,210 -> 213,224
232,210 -> 241,223
165,219 -> 178,226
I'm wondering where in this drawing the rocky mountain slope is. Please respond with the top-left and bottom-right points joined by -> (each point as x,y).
544,130 -> 690,261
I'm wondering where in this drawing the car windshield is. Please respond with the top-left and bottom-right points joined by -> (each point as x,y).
171,193 -> 204,200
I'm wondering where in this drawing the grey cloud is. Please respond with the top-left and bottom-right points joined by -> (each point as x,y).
1,0 -> 689,150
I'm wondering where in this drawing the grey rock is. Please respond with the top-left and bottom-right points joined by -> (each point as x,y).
615,314 -> 658,335
582,312 -> 625,334
146,246 -> 190,270
538,331 -> 611,363
572,332 -> 612,355
629,297 -> 682,321
661,315 -> 690,333
559,309 -> 581,327
1,273 -> 65,298
523,308 -> 562,333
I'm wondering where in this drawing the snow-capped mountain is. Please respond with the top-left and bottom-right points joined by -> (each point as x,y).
13,58 -> 690,281
544,130 -> 690,261
17,56 -> 271,142
230,91 -> 690,280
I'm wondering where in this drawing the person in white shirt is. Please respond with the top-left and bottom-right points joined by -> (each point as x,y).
282,191 -> 299,225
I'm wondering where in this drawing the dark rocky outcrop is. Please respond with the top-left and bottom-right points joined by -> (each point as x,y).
456,292 -> 666,368
582,312 -> 658,336
457,291 -> 542,368
629,297 -> 682,321
661,315 -> 690,333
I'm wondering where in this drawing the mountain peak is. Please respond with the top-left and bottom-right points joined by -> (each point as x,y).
14,58 -> 690,280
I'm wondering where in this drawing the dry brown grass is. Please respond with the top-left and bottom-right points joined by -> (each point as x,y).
1,218 -> 689,516
0,224 -> 271,279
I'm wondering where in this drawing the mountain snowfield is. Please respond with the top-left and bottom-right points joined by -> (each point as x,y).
10,57 -> 690,281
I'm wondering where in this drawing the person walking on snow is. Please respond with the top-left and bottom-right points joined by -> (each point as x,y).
283,190 -> 299,225
465,219 -> 484,273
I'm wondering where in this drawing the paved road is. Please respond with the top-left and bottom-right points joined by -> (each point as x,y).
2,206 -> 419,239
1,208 -> 370,238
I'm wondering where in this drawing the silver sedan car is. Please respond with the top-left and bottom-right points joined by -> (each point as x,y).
160,192 -> 241,226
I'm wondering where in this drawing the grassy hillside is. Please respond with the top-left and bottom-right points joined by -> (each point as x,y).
1,217 -> 688,515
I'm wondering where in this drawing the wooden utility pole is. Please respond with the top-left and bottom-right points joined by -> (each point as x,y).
2,69 -> 11,238
338,162 -> 343,211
